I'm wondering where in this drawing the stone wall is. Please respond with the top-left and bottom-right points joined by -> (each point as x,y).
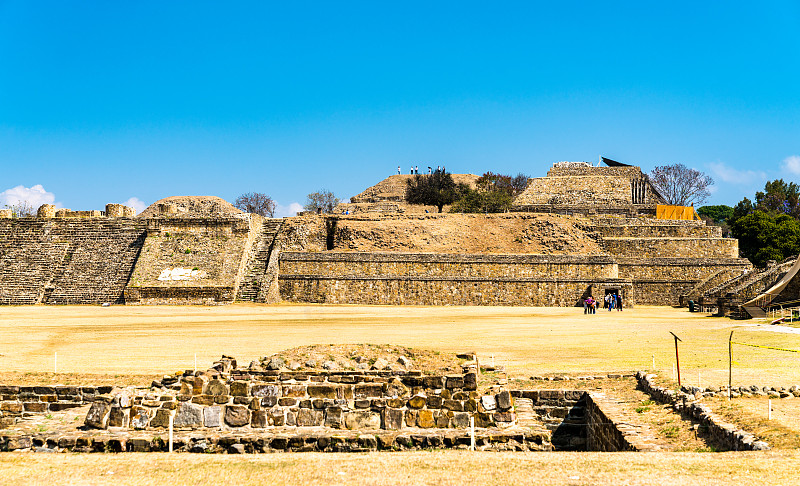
124,217 -> 256,305
635,372 -> 769,451
278,252 -> 621,306
0,218 -> 147,305
603,238 -> 739,259
585,391 -> 662,451
0,385 -> 109,428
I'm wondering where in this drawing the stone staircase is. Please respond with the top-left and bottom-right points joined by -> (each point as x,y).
237,219 -> 283,302
680,267 -> 749,307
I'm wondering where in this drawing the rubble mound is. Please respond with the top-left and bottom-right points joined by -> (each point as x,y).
254,344 -> 465,374
138,196 -> 245,219
279,213 -> 605,255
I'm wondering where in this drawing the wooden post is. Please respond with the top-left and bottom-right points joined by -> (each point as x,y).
728,331 -> 733,400
670,331 -> 683,387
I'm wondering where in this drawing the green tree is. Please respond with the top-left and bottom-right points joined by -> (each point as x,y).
405,172 -> 460,213
755,179 -> 800,218
730,210 -> 800,267
449,186 -> 513,213
697,205 -> 733,223
303,190 -> 340,214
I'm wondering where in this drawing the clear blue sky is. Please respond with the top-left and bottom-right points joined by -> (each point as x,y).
1,1 -> 798,215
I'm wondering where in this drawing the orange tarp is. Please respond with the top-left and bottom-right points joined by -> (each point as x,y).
656,205 -> 698,220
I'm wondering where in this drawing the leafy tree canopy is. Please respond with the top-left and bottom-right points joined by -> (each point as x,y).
405,171 -> 460,213
304,190 -> 340,214
697,205 -> 733,223
730,210 -> 800,267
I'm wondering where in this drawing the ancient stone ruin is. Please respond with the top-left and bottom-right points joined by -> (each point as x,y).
0,160 -> 751,307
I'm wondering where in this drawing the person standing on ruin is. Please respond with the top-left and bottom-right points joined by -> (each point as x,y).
397,166 -> 401,175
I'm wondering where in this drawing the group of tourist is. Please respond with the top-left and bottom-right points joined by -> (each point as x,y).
397,166 -> 447,175
583,293 -> 623,314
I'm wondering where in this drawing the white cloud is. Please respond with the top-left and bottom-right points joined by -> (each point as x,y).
782,155 -> 800,175
0,184 -> 59,209
274,202 -> 303,218
122,197 -> 147,215
708,162 -> 767,185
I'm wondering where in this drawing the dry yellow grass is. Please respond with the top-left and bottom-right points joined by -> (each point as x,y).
2,304 -> 800,484
0,304 -> 798,386
1,451 -> 799,486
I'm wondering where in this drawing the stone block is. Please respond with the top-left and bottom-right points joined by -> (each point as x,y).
426,396 -> 443,409
85,400 -> 112,429
417,410 -> 435,428
307,384 -> 337,399
150,408 -> 172,428
261,396 -> 278,408
325,406 -> 344,428
463,372 -> 477,391
1,402 -> 22,413
130,409 -> 150,429
344,411 -> 381,430
496,391 -> 512,411
191,395 -> 215,406
443,399 -> 464,412
407,395 -> 426,409
271,409 -> 286,426
224,405 -> 250,427
283,385 -> 307,397
204,406 -> 221,427
33,386 -> 55,395
230,381 -> 250,397
192,376 -> 208,395
404,410 -> 417,428
480,395 -> 497,412
251,384 -> 281,397
445,375 -> 464,389
206,379 -> 228,396
435,410 -> 450,428
296,409 -> 323,427
423,376 -> 445,389
174,402 -> 203,427
354,383 -> 383,398
108,407 -> 129,427
251,410 -> 268,428
383,408 -> 403,430
451,412 -> 470,428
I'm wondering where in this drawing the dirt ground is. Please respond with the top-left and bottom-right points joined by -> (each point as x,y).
2,304 -> 800,484
1,304 -> 798,386
1,451 -> 799,486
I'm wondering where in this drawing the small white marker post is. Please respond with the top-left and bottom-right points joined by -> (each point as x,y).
469,416 -> 475,451
54,352 -> 57,374
169,410 -> 175,452
769,399 -> 772,421
652,355 -> 655,370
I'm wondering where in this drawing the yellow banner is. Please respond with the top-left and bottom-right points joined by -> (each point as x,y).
656,205 -> 697,220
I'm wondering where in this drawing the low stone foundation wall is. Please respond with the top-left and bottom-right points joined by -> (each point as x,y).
585,392 -> 662,451
0,385 -> 108,428
635,372 -> 769,451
